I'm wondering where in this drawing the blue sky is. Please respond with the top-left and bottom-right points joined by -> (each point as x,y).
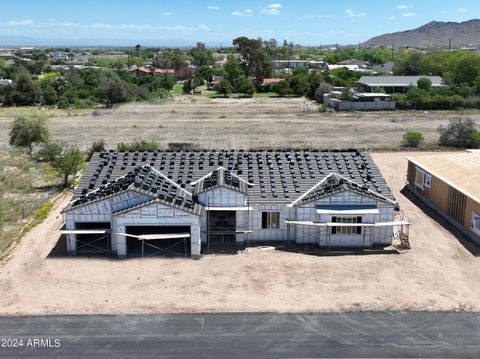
0,0 -> 477,46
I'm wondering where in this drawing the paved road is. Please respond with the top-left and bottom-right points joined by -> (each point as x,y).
0,312 -> 479,358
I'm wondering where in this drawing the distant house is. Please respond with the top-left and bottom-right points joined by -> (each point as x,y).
262,78 -> 283,85
357,76 -> 445,93
127,66 -> 175,76
338,59 -> 371,69
324,92 -> 395,111
271,59 -> 325,70
210,75 -> 224,84
372,62 -> 396,75
327,64 -> 374,73
50,52 -> 69,62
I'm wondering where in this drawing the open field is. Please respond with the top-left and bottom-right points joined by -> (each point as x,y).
0,152 -> 479,315
0,151 -> 62,256
1,97 -> 480,151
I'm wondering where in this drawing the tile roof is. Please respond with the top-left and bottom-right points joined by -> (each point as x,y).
193,167 -> 251,194
72,150 -> 397,207
65,165 -> 200,214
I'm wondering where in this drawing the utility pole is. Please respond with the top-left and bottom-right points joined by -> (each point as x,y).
448,37 -> 452,52
391,40 -> 395,61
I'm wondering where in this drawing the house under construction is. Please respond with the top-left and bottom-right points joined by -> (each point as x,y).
61,150 -> 409,258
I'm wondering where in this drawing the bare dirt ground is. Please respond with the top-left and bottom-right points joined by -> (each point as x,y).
0,152 -> 479,315
1,97 -> 480,151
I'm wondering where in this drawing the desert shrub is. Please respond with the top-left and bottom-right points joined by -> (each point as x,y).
117,138 -> 159,152
438,118 -> 477,147
87,139 -> 106,160
36,140 -> 65,162
402,130 -> 424,148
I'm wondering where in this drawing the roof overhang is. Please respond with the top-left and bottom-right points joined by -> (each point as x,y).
116,233 -> 190,240
205,207 -> 253,211
61,229 -> 111,235
285,220 -> 409,227
315,205 -> 380,215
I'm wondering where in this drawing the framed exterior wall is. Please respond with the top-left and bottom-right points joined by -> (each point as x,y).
197,187 -> 246,207
198,187 -> 248,244
294,191 -> 396,247
249,204 -> 291,241
64,197 -> 113,255
113,202 -> 201,258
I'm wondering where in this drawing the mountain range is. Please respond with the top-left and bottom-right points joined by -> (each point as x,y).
363,19 -> 480,48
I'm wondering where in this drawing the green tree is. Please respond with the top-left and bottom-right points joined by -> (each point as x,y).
235,77 -> 255,97
402,130 -> 424,148
97,77 -> 128,107
417,77 -> 432,91
217,79 -> 233,97
223,55 -> 242,84
40,84 -> 58,105
273,80 -> 291,97
233,36 -> 270,78
12,74 -> 41,105
9,113 -> 50,152
197,65 -> 213,82
189,42 -> 214,67
55,146 -> 83,187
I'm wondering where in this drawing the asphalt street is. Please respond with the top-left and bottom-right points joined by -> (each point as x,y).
0,311 -> 479,358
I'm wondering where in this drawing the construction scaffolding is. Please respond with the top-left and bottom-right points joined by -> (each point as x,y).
286,215 -> 410,250
62,229 -> 112,255
116,233 -> 190,258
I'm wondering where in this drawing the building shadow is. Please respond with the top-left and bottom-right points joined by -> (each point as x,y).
275,244 -> 399,257
400,186 -> 480,257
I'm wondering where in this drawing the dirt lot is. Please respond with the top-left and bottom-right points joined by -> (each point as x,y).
0,152 -> 479,315
1,97 -> 479,151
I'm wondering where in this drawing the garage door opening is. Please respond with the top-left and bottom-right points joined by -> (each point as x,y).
74,222 -> 111,255
125,226 -> 191,258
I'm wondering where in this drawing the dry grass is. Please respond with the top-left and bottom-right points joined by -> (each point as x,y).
1,97 -> 479,152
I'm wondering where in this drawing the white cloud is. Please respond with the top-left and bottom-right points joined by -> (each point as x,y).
345,9 -> 366,17
208,6 -> 220,10
456,7 -> 467,13
403,12 -> 416,16
397,5 -> 412,9
261,3 -> 282,15
388,16 -> 397,20
1,19 -> 35,26
231,9 -> 253,17
163,12 -> 172,16
0,19 -> 210,33
300,14 -> 330,20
